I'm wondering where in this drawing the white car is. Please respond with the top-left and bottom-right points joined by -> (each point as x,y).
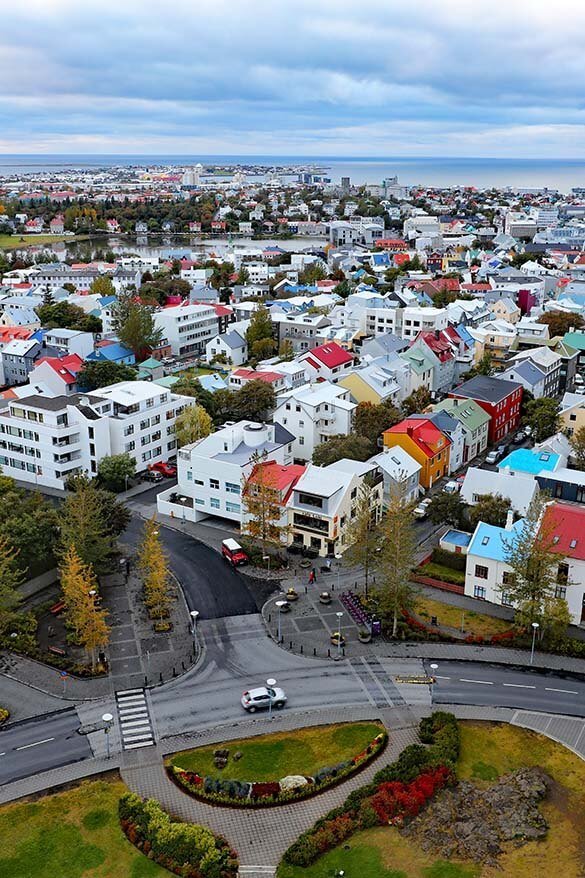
241,685 -> 287,712
413,497 -> 433,519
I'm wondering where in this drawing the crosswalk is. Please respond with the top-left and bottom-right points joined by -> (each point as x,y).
115,688 -> 155,750
349,656 -> 407,708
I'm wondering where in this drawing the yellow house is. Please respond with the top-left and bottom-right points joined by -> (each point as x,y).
560,394 -> 585,436
339,364 -> 401,406
383,417 -> 451,489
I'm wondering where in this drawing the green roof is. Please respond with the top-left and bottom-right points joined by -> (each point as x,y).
563,331 -> 585,351
138,356 -> 162,371
433,397 -> 490,431
153,375 -> 180,388
400,347 -> 435,375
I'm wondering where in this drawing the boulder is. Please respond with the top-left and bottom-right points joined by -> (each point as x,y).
280,775 -> 310,792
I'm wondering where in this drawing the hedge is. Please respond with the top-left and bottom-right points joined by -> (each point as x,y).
431,546 -> 467,572
118,793 -> 238,878
168,731 -> 387,807
282,712 -> 459,867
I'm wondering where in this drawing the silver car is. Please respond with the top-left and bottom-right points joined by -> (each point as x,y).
241,685 -> 287,712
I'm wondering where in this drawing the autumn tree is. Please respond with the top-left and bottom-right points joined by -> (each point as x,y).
538,311 -> 583,338
523,397 -> 560,442
312,434 -> 373,467
112,291 -> 163,359
137,518 -> 172,623
0,536 -> 23,620
245,304 -> 275,354
278,339 -> 294,361
353,402 -> 402,451
172,375 -> 215,418
570,425 -> 585,471
233,380 -> 275,422
175,403 -> 212,447
375,482 -> 417,637
59,545 -> 110,666
242,453 -> 289,555
343,482 -> 382,597
402,387 -> 432,416
59,479 -> 112,573
89,275 -> 115,298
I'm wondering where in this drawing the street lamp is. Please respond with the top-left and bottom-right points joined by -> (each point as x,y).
190,609 -> 199,636
266,677 -> 276,720
275,599 -> 287,642
335,553 -> 342,592
530,621 -> 540,665
102,713 -> 113,759
262,554 -> 270,572
336,611 -> 343,659
430,663 -> 438,702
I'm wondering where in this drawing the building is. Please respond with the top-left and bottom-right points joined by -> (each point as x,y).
369,446 -> 421,506
298,342 -> 354,383
401,307 -> 448,341
338,362 -> 401,406
0,339 -> 43,386
465,516 -> 525,603
43,328 -> 94,360
228,368 -> 287,393
449,375 -> 523,444
506,347 -> 563,399
459,466 -> 539,516
382,417 -> 451,489
205,330 -> 247,366
274,382 -> 356,462
432,397 -> 490,464
28,353 -> 84,396
559,392 -> 585,437
287,458 -> 383,557
154,303 -> 217,357
241,460 -> 306,540
86,341 -> 135,366
469,320 -> 517,367
272,312 -> 331,354
156,420 -> 294,524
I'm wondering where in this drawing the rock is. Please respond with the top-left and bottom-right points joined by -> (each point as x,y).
233,751 -> 243,761
214,756 -> 228,769
213,748 -> 229,759
279,775 -> 310,792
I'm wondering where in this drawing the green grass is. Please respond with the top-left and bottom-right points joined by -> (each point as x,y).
0,778 -> 167,878
0,234 -> 88,250
416,563 -> 466,585
168,722 -> 383,781
414,596 -> 512,638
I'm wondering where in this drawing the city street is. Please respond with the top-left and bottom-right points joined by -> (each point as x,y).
0,708 -> 91,785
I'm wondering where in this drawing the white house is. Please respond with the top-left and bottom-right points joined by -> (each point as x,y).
298,342 -> 354,383
369,446 -> 421,506
43,328 -> 95,359
154,303 -> 217,356
274,382 -> 356,462
205,330 -> 247,366
156,420 -> 294,524
460,466 -> 538,516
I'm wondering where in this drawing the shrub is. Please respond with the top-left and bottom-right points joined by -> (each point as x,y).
431,546 -> 467,571
118,793 -> 237,877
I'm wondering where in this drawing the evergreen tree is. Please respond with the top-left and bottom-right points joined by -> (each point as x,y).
59,479 -> 112,573
245,304 -> 274,351
0,536 -> 23,619
570,425 -> 585,471
112,291 -> 163,359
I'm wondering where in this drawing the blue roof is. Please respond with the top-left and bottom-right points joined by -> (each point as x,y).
454,323 -> 474,346
198,373 -> 227,393
499,448 -> 560,475
86,343 -> 135,364
442,529 -> 472,547
468,520 -> 524,562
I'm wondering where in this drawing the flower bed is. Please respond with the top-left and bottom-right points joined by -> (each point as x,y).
168,731 -> 388,808
0,707 -> 9,725
118,792 -> 238,878
281,712 -> 459,867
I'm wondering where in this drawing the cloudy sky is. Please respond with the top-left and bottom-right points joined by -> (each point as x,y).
1,0 -> 585,156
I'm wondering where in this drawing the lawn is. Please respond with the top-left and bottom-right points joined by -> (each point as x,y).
414,596 -> 513,638
277,722 -> 585,878
0,234 -> 85,250
0,777 -> 167,878
416,562 -> 466,585
168,722 -> 383,781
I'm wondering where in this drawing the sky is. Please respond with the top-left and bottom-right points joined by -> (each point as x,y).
1,0 -> 585,157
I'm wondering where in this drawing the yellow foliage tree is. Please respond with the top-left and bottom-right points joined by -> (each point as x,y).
175,403 -> 212,448
59,544 -> 110,667
137,517 -> 172,622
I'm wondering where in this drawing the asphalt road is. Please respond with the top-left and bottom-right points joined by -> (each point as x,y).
125,514 -> 259,619
0,708 -> 91,785
425,659 -> 585,717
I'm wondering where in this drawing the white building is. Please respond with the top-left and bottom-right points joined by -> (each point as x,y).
274,382 -> 356,462
154,303 -> 217,356
156,420 -> 294,524
401,307 -> 448,340
44,328 -> 95,359
370,446 -> 421,506
205,330 -> 247,366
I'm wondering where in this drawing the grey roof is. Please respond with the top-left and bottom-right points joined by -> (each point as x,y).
452,374 -> 522,404
501,359 -> 546,388
361,333 -> 409,356
274,422 -> 296,445
221,330 -> 246,349
12,394 -> 70,411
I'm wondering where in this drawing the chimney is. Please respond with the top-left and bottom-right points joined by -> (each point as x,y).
407,426 -> 413,437
435,329 -> 440,339
505,509 -> 514,531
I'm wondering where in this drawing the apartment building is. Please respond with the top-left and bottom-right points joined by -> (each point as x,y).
274,382 -> 356,462
154,303 -> 217,356
401,307 -> 448,341
272,312 -> 331,354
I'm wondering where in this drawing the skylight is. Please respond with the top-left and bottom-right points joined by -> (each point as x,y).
481,536 -> 490,545
570,539 -> 578,548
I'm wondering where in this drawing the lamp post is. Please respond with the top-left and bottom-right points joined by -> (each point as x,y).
335,553 -> 342,593
102,713 -> 113,759
190,609 -> 199,636
530,621 -> 539,665
336,611 -> 343,659
275,600 -> 287,642
125,474 -> 129,493
266,677 -> 276,720
262,554 -> 270,572
430,663 -> 438,703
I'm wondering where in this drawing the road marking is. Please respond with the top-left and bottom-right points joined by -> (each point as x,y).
545,687 -> 579,694
116,688 -> 143,695
120,719 -> 151,729
434,675 -> 451,680
503,683 -> 536,689
0,752 -> 5,757
115,688 -> 155,750
16,737 -> 55,751
459,678 -> 493,685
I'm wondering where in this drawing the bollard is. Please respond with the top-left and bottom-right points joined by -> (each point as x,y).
144,676 -> 148,687
342,647 -> 345,657
305,586 -> 308,594
289,640 -> 292,649
172,666 -> 177,677
159,672 -> 163,683
328,648 -> 331,658
332,583 -> 335,591
268,613 -> 271,623
300,644 -> 303,654
313,647 -> 316,656
182,660 -> 185,671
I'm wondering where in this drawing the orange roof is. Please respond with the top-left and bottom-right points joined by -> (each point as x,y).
384,417 -> 451,459
247,461 -> 306,503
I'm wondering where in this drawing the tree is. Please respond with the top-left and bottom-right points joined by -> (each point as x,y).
36,300 -> 102,333
89,275 -> 115,298
59,545 -> 110,667
0,536 -> 23,619
278,339 -> 294,361
0,477 -> 58,578
312,434 -> 373,467
523,397 -> 560,443
241,453 -> 290,555
298,262 -> 327,285
245,304 -> 274,353
570,425 -> 585,471
112,291 -> 163,359
59,479 -> 112,573
77,359 -> 137,391
344,482 -> 381,597
467,493 -> 512,529
233,380 -> 275,422
236,266 -> 250,284
175,403 -> 212,447
402,387 -> 432,416
353,402 -> 402,450
137,518 -> 172,622
172,375 -> 216,417
375,482 -> 417,637
97,453 -> 136,492
538,311 -> 583,338
428,492 -> 468,528
251,337 -> 277,362
502,495 -> 566,632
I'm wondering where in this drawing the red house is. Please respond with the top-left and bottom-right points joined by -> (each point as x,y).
448,375 -> 523,444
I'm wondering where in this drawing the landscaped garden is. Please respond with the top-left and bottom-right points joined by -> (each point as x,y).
167,721 -> 386,805
276,720 -> 585,878
413,596 -> 513,640
0,776 -> 238,878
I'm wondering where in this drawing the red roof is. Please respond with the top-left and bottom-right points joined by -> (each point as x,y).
461,283 -> 491,291
247,461 -> 306,504
430,278 -> 460,292
384,418 -> 451,459
417,331 -> 455,362
303,342 -> 353,369
377,238 -> 407,249
231,368 -> 283,384
541,502 -> 585,561
393,253 -> 411,266
0,326 -> 33,342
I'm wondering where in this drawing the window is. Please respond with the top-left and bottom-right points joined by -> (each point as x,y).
500,591 -> 513,607
298,492 -> 323,508
555,585 -> 567,600
210,497 -> 220,509
299,437 -> 304,445
474,585 -> 486,599
557,562 -> 569,584
195,498 -> 204,506
194,478 -> 204,485
187,471 -> 193,481
502,571 -> 515,586
475,564 -> 488,579
210,478 -> 219,490
225,482 -> 240,494
226,501 -> 241,513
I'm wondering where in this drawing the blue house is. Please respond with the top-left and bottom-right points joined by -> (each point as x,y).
498,447 -> 561,479
86,342 -> 135,366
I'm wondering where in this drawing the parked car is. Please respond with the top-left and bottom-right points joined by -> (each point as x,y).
221,538 -> 249,566
485,445 -> 507,465
141,470 -> 164,483
513,430 -> 526,444
413,497 -> 433,519
241,685 -> 287,713
442,480 -> 460,494
149,461 -> 177,478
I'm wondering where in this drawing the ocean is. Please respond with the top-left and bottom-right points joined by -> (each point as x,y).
0,154 -> 584,192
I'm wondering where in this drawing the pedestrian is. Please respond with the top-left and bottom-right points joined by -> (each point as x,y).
309,570 -> 315,584
312,566 -> 317,582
